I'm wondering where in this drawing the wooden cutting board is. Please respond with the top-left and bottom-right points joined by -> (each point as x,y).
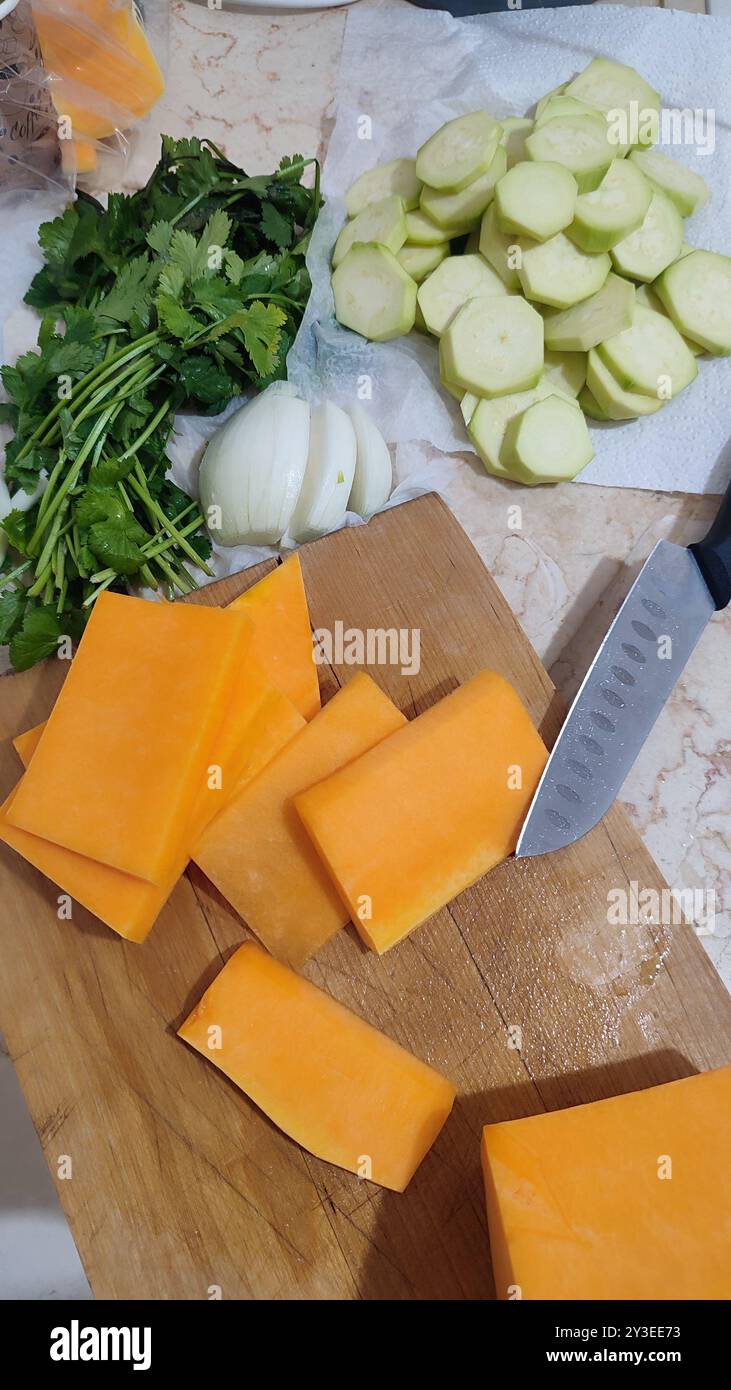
1,493 -> 730,1301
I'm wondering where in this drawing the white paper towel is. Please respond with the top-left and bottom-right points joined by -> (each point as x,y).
289,4 -> 731,496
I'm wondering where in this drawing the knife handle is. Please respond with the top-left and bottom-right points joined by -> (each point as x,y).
689,474 -> 731,611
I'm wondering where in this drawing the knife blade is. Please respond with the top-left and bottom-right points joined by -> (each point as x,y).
516,478 -> 731,859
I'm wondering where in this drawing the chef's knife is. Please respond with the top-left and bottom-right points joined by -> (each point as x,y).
516,476 -> 731,858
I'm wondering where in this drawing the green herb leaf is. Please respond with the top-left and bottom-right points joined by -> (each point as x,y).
147,220 -> 174,257
168,228 -> 201,284
95,257 -> 156,327
0,586 -> 26,644
236,300 -> 287,379
3,445 -> 53,494
197,209 -> 233,269
62,306 -> 98,344
74,484 -> 127,530
155,294 -> 202,341
9,604 -> 64,671
177,354 -> 235,408
224,249 -> 246,286
88,511 -> 148,576
37,207 -> 80,266
260,202 -> 292,250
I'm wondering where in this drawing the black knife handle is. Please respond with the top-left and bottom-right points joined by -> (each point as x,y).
689,473 -> 731,611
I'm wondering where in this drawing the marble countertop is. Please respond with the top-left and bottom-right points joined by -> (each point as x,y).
134,0 -> 728,987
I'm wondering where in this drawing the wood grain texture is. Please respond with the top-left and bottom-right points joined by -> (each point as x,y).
1,495 -> 730,1301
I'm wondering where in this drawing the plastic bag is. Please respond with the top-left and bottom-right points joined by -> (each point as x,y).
0,0 -> 167,194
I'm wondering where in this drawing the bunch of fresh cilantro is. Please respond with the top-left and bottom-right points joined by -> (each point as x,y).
0,136 -> 322,670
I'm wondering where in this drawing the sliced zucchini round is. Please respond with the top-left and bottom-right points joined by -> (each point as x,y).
610,189 -> 683,282
534,93 -> 628,161
564,57 -> 660,150
525,113 -> 614,194
418,252 -> 509,337
534,83 -> 567,123
500,117 -> 534,168
567,159 -> 652,254
413,298 -> 429,334
420,145 -> 507,230
345,159 -> 421,219
478,202 -> 522,290
404,209 -> 451,246
467,379 -> 557,477
578,384 -> 610,421
543,348 -> 587,398
416,111 -> 503,194
654,250 -> 731,356
332,242 -> 417,342
495,160 -> 578,242
586,349 -> 664,420
543,272 -> 635,352
332,195 -> 407,269
597,304 -> 698,399
397,242 -> 449,282
635,282 -> 704,356
500,393 -> 594,484
439,359 -> 463,402
535,94 -> 604,130
628,149 -> 710,219
440,295 -> 543,398
518,232 -> 611,309
460,392 -> 479,427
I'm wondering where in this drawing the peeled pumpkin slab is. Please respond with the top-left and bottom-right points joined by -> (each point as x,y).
230,555 -> 321,721
193,673 -> 406,967
179,942 -> 457,1192
295,670 -> 547,954
481,1066 -> 731,1299
1,654 -> 302,943
12,722 -> 45,765
60,135 -> 98,175
5,592 -> 252,884
32,0 -> 165,140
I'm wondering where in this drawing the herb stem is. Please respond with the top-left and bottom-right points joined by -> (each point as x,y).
127,470 -> 212,575
82,573 -> 117,607
0,559 -> 32,590
118,394 -> 173,462
16,332 -> 161,462
28,404 -> 118,554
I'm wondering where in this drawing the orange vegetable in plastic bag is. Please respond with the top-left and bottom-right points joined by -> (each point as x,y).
31,0 -> 164,141
60,135 -> 97,174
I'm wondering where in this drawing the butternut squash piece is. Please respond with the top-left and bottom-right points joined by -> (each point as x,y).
2,659 -> 304,943
194,674 -> 406,967
13,723 -> 44,764
6,592 -> 252,883
295,670 -> 547,954
32,0 -> 164,141
0,789 -> 164,945
61,136 -> 98,176
230,555 -> 320,720
179,942 -> 456,1192
481,1066 -> 731,1299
